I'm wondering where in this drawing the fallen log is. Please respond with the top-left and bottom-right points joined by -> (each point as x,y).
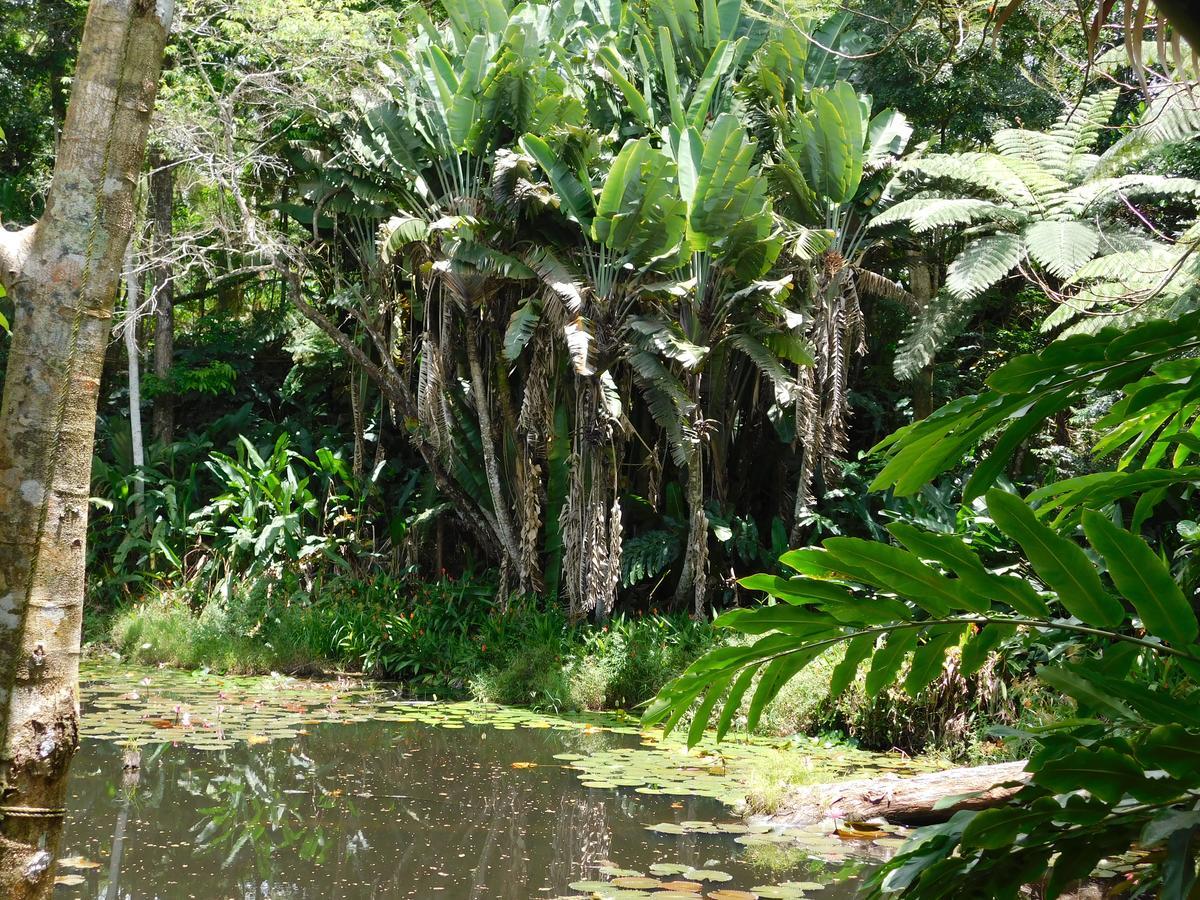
749,760 -> 1030,827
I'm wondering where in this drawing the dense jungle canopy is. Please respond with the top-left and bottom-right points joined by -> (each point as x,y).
1,0 -> 1200,896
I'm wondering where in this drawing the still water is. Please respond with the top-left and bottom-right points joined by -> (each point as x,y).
52,665 -> 906,899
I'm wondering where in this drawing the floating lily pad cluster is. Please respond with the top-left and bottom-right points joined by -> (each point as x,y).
560,733 -> 928,821
559,861 -> 831,898
78,662 -> 642,751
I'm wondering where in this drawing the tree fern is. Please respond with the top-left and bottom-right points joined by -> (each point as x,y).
945,232 -> 1024,300
1024,220 -> 1100,279
871,195 -> 1028,234
893,289 -> 975,380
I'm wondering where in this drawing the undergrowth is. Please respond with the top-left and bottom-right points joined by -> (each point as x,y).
95,572 -> 1057,757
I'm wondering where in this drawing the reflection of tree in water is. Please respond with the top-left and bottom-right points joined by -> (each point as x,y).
468,769 -> 532,900
549,792 -> 611,889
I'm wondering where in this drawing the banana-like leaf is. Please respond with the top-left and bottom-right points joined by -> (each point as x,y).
503,298 -> 541,361
519,133 -> 595,227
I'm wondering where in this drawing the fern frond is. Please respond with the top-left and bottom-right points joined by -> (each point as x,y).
627,350 -> 694,466
728,331 -> 802,405
1098,86 -> 1200,176
628,315 -> 709,369
870,196 -> 1027,234
1057,175 -> 1200,217
853,268 -> 917,310
992,129 -> 1071,177
945,232 -> 1024,300
893,289 -> 975,380
1049,88 -> 1118,177
1024,220 -> 1100,279
901,154 -> 1056,214
524,246 -> 587,318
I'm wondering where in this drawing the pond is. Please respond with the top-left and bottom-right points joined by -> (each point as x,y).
53,664 -> 925,899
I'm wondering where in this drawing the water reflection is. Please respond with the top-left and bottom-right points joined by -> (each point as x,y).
53,698 -> 866,898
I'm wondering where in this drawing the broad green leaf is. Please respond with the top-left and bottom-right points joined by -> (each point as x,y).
746,647 -> 823,731
905,625 -> 967,697
986,490 -> 1125,628
687,672 -> 732,747
823,538 -> 966,617
712,604 -> 838,635
1037,665 -> 1136,722
659,27 -> 685,128
716,665 -> 759,740
1139,725 -> 1200,781
960,624 -> 1015,677
887,523 -> 1036,615
1033,747 -> 1143,804
865,628 -> 919,698
502,299 -> 541,361
960,805 -> 1054,850
829,633 -> 874,698
519,134 -> 595,227
597,48 -> 652,127
1081,510 -> 1198,646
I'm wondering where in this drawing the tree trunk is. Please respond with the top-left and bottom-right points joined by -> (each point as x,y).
0,3 -> 172,896
464,316 -> 522,576
148,150 -> 174,446
748,761 -> 1029,828
908,255 -> 937,421
674,446 -> 708,618
123,243 -> 145,513
289,282 -> 505,563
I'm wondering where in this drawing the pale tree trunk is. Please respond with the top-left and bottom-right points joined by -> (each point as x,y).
148,150 -> 174,446
123,243 -> 145,511
674,445 -> 708,619
747,761 -> 1029,827
908,255 -> 937,421
464,316 -> 522,578
0,3 -> 172,897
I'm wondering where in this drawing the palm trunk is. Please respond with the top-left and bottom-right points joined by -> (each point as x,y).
148,150 -> 174,446
674,446 -> 708,619
464,316 -> 522,577
0,3 -> 172,896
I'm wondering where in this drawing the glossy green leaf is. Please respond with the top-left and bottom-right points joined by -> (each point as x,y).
1081,510 -> 1198,645
987,490 -> 1124,628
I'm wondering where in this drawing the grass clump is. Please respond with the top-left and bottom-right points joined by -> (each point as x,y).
740,746 -> 839,816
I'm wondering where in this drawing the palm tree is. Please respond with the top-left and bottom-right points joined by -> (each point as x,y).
765,79 -> 914,537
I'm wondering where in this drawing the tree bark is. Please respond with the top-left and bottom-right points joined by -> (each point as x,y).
908,254 -> 937,421
464,316 -> 522,576
0,2 -> 172,896
748,761 -> 1029,828
123,243 -> 145,513
289,283 -> 504,562
674,444 -> 708,618
148,149 -> 174,446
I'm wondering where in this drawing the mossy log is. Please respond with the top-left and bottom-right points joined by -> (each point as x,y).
750,760 -> 1029,827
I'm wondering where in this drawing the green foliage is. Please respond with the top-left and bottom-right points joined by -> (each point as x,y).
875,88 -> 1200,376
872,311 -> 1200,502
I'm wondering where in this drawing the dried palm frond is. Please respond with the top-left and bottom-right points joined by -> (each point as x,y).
605,495 -> 623,619
517,339 -> 553,449
417,332 -> 450,456
792,264 -> 863,537
519,455 -> 544,594
561,452 -> 585,618
995,0 -> 1196,87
